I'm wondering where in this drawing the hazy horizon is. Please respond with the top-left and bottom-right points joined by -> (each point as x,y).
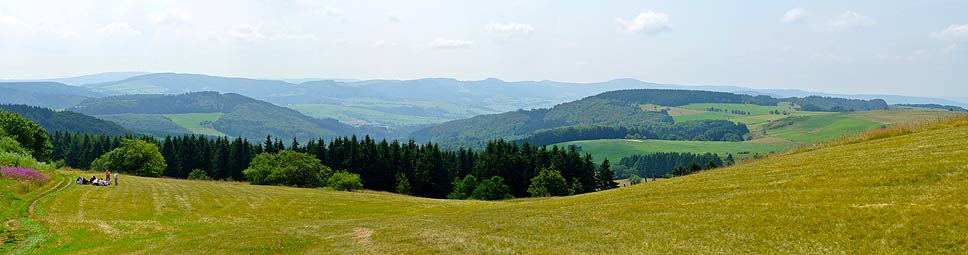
1,1 -> 966,98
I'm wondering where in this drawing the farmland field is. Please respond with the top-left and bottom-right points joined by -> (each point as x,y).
5,116 -> 967,254
163,113 -> 226,137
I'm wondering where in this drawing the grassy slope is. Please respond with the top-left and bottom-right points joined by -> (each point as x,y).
163,113 -> 227,137
24,116 -> 968,254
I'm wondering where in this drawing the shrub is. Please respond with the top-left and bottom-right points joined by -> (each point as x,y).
0,110 -> 52,162
0,151 -> 54,171
528,167 -> 570,197
395,173 -> 412,195
188,169 -> 212,180
328,171 -> 363,191
471,176 -> 513,201
243,150 -> 332,188
91,139 -> 166,177
447,174 -> 478,199
629,174 -> 642,185
0,136 -> 29,155
1,166 -> 48,184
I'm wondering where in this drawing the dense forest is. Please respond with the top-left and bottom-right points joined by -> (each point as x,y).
896,104 -> 967,112
0,104 -> 130,136
519,120 -> 750,146
593,89 -> 779,106
412,97 -> 674,149
789,96 -> 888,112
51,132 -> 610,199
614,152 -> 730,178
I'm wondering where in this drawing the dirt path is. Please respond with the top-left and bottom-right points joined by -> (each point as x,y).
29,176 -> 70,217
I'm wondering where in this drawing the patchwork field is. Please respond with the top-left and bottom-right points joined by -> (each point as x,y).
163,113 -> 226,137
5,116 -> 966,254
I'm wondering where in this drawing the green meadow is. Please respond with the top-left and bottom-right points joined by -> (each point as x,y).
163,113 -> 226,137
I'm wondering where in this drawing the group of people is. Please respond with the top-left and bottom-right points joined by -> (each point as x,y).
76,170 -> 118,186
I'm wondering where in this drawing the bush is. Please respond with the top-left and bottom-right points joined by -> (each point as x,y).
629,174 -> 642,185
0,110 -> 52,162
0,151 -> 54,171
328,171 -> 363,191
188,169 -> 212,180
447,174 -> 478,199
0,136 -> 29,155
395,173 -> 412,195
471,176 -> 513,201
243,150 -> 332,188
528,167 -> 570,197
91,139 -> 167,177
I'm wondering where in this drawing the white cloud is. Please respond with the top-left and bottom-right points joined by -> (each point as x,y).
429,38 -> 472,49
0,11 -> 18,25
932,24 -> 968,43
619,11 -> 670,34
149,8 -> 190,26
827,10 -> 874,30
943,44 -> 961,54
386,10 -> 406,22
486,22 -> 534,35
98,22 -> 141,36
782,8 -> 807,23
226,24 -> 265,42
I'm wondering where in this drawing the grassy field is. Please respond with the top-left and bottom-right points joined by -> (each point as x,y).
557,139 -> 797,164
163,113 -> 226,137
5,116 -> 966,254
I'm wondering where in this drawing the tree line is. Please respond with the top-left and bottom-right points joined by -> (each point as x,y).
51,132 -> 615,199
519,120 -> 750,146
613,152 -> 732,179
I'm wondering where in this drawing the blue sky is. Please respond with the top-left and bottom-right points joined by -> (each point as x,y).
0,0 -> 966,98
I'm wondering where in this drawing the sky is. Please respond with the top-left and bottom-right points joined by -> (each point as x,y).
0,0 -> 966,98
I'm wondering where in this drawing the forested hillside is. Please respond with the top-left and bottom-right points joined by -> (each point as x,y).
411,97 -> 673,148
413,89 -> 898,149
69,92 -> 379,140
0,104 -> 129,136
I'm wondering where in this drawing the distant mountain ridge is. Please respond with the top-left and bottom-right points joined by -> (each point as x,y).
0,82 -> 105,109
69,91 -> 386,140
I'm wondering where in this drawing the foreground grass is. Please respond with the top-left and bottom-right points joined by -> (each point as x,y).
20,116 -> 968,254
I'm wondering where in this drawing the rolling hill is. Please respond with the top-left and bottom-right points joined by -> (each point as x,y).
0,104 -> 129,136
74,73 -> 963,130
7,115 -> 967,253
414,89 -> 890,149
68,92 -> 370,140
0,82 -> 105,109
